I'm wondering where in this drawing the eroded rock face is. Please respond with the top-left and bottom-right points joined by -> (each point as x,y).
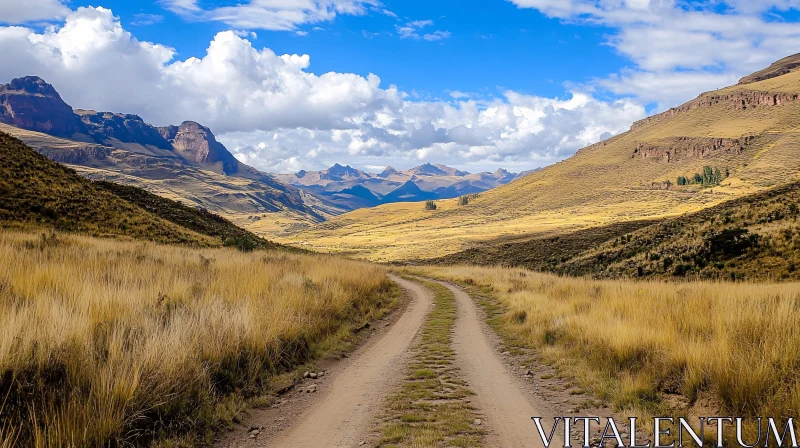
631,90 -> 800,130
37,145 -> 113,164
77,110 -> 172,149
632,136 -> 751,163
158,121 -> 239,175
0,76 -> 87,137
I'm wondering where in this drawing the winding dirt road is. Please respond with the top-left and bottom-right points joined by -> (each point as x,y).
223,275 -> 564,448
266,274 -> 433,448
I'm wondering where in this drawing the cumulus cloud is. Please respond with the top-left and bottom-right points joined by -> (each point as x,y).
162,0 -> 378,31
0,6 -> 644,173
510,0 -> 800,109
0,0 -> 69,24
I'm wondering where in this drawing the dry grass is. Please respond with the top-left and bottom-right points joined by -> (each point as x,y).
0,230 -> 396,447
379,280 -> 483,447
409,266 -> 800,423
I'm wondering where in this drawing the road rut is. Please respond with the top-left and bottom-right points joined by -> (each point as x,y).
440,281 -> 560,448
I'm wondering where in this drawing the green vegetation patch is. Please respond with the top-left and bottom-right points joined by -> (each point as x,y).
378,280 -> 484,447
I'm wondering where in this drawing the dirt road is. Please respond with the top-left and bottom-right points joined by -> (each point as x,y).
265,274 -> 433,448
440,281 -> 561,448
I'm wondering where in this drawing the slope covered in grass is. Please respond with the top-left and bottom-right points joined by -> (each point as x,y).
95,180 -> 285,251
0,131 -> 215,245
561,181 -> 800,281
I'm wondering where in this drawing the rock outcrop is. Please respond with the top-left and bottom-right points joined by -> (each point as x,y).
632,136 -> 751,163
36,145 -> 113,165
631,90 -> 800,131
158,121 -> 240,175
739,53 -> 800,85
76,110 -> 172,149
0,76 -> 88,137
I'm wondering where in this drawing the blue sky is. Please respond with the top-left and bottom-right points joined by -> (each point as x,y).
1,0 -> 800,173
71,0 -> 626,102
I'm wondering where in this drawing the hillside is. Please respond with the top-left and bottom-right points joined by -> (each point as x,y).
0,76 -> 322,237
429,180 -> 800,281
0,131 -> 282,249
0,131 -> 215,244
287,54 -> 800,262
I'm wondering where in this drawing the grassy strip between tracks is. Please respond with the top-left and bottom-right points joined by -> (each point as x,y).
378,279 -> 484,447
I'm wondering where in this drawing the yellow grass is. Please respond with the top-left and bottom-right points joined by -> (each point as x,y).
0,230 -> 394,447
411,266 -> 800,421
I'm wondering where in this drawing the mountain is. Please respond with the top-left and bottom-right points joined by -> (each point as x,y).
0,76 -> 89,138
382,180 -> 438,203
0,130 -> 282,249
158,121 -> 241,175
0,76 -> 322,237
274,162 -> 518,212
287,53 -> 800,261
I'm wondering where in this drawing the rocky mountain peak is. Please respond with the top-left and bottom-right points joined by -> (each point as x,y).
327,163 -> 364,178
0,76 -> 87,137
158,121 -> 240,175
378,166 -> 398,178
76,109 -> 172,150
5,76 -> 61,97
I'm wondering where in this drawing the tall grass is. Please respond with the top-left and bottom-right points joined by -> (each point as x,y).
416,266 -> 800,420
0,230 -> 394,447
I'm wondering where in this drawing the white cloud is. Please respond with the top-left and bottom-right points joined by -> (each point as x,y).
510,0 -> 800,109
131,13 -> 164,27
423,30 -> 450,41
162,0 -> 379,31
0,6 -> 644,173
396,19 -> 450,41
0,0 -> 69,24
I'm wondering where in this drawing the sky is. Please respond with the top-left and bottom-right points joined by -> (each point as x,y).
1,1 -> 800,174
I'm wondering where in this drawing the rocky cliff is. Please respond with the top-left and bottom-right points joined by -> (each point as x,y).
77,110 -> 173,149
631,90 -> 800,130
0,76 -> 88,137
158,121 -> 240,175
632,136 -> 751,163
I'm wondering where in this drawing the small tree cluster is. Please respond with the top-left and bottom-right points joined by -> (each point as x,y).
458,193 -> 480,206
424,200 -> 437,211
677,166 -> 728,187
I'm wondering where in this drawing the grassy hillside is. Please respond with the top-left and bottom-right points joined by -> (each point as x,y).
429,181 -> 800,282
287,59 -> 800,262
95,180 -> 283,251
560,181 -> 800,281
0,131 -> 217,246
0,230 -> 396,446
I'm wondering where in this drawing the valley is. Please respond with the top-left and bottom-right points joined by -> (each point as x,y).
2,19 -> 800,447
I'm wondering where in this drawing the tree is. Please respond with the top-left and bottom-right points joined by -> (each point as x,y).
425,200 -> 437,211
677,176 -> 687,186
458,195 -> 469,206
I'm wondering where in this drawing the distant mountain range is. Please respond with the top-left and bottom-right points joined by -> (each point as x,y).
0,75 -> 524,233
275,163 -> 525,212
